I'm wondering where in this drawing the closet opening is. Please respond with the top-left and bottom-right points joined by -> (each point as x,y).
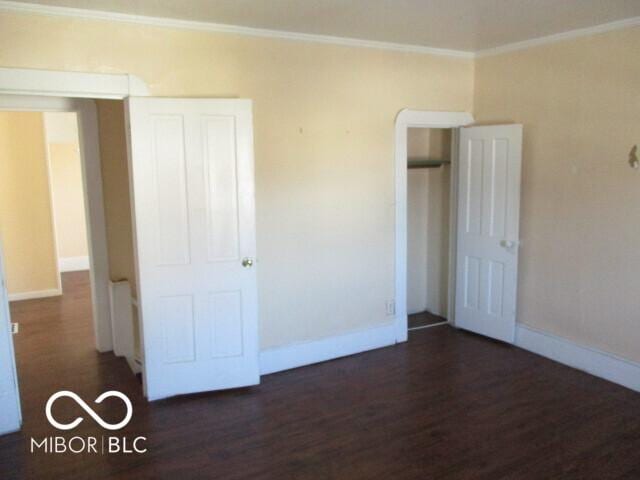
406,127 -> 453,332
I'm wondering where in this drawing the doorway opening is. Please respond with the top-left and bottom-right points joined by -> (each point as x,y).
0,111 -> 91,304
0,96 -> 141,434
0,69 -> 148,436
393,110 -> 474,342
0,107 -> 102,427
406,127 -> 452,332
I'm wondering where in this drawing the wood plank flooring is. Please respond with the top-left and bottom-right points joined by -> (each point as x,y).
1,271 -> 639,479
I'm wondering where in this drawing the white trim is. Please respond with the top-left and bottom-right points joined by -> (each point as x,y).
477,16 -> 640,58
0,67 -> 149,99
8,288 -> 61,302
0,1 -> 473,59
75,99 -> 114,352
109,279 -> 134,359
516,324 -> 640,393
126,356 -> 142,375
260,323 -> 396,375
447,129 -> 460,320
408,321 -> 449,332
58,256 -> 90,272
394,110 -> 474,343
1,1 -> 638,59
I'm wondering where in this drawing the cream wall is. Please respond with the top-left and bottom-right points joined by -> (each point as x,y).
426,164 -> 450,318
0,11 -> 474,348
407,128 -> 432,159
95,100 -> 137,296
407,169 -> 428,314
474,26 -> 640,363
45,112 -> 89,261
0,112 -> 59,296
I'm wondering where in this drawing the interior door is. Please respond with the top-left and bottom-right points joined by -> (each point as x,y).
127,98 -> 259,400
455,125 -> 522,342
0,239 -> 22,434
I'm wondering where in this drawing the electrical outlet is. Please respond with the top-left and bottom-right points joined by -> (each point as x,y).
385,300 -> 396,316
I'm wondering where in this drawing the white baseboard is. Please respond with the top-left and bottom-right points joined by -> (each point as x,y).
8,288 -> 61,302
260,322 -> 397,375
59,256 -> 90,272
126,356 -> 142,375
516,324 -> 640,393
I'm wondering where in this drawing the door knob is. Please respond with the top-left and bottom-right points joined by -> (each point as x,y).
242,257 -> 254,268
500,240 -> 518,249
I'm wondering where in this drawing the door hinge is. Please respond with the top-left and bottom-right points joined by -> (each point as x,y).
11,322 -> 18,334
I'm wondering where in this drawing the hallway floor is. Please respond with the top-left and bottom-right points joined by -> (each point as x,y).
1,272 -> 639,479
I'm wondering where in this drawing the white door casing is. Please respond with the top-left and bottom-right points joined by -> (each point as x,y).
126,98 -> 260,400
0,239 -> 21,435
0,68 -> 150,436
394,110 -> 474,342
455,125 -> 523,342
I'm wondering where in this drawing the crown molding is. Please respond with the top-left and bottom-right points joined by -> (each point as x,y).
0,0 -> 474,59
1,1 -> 639,60
476,15 -> 640,58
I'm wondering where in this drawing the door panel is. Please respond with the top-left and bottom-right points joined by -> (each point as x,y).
203,116 -> 240,262
152,115 -> 190,265
127,98 -> 259,400
0,240 -> 21,434
455,125 -> 522,342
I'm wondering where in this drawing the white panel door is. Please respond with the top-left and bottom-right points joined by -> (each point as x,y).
455,125 -> 522,342
127,98 -> 259,400
0,239 -> 21,434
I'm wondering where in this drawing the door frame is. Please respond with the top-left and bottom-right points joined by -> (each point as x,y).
394,110 -> 474,342
0,67 -> 149,354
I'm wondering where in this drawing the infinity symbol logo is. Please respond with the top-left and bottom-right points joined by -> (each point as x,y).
45,391 -> 133,431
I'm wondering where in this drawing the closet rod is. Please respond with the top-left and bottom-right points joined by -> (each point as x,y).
407,159 -> 451,169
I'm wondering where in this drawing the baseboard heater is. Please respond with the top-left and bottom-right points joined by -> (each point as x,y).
108,280 -> 141,375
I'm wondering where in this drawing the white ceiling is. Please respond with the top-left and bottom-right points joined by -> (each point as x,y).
7,0 -> 640,52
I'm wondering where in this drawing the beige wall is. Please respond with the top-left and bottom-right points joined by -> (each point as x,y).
0,10 -> 474,349
0,112 -> 59,296
96,99 -> 141,356
407,169 -> 428,314
48,143 -> 88,259
407,128 -> 431,160
96,100 -> 137,296
0,9 -> 635,364
426,164 -> 450,317
45,112 -> 89,260
407,128 -> 451,161
474,26 -> 640,363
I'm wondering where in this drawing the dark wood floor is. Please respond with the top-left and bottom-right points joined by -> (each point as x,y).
408,310 -> 447,329
1,272 -> 639,479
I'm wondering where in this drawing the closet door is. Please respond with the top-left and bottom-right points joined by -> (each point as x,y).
127,98 -> 259,400
455,125 -> 522,342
